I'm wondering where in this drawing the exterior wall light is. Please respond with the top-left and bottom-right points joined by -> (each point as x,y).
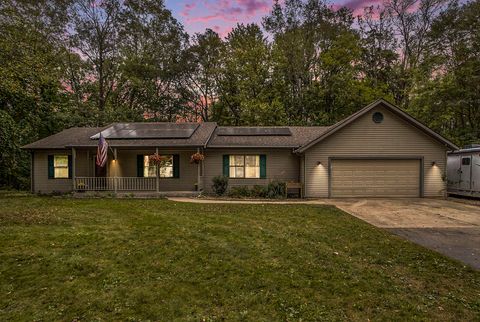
431,161 -> 436,166
317,161 -> 322,166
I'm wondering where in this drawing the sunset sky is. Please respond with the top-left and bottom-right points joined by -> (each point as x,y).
165,0 -> 383,37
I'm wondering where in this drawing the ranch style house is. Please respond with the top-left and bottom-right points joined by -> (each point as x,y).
23,99 -> 458,198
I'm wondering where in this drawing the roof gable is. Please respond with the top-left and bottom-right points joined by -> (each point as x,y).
295,99 -> 458,153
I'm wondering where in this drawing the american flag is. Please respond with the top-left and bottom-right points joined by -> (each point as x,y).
96,133 -> 108,167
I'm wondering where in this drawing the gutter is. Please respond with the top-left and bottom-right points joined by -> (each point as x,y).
206,145 -> 300,149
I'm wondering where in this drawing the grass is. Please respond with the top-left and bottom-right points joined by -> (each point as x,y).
0,194 -> 479,321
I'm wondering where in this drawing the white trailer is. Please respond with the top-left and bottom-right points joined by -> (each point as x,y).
447,145 -> 480,198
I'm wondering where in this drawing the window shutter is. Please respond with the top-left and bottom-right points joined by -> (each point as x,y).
223,155 -> 229,177
137,155 -> 144,177
48,155 -> 54,179
173,154 -> 180,178
68,155 -> 72,179
260,155 -> 267,179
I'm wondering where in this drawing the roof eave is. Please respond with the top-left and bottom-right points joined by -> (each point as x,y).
207,145 -> 300,149
295,98 -> 459,153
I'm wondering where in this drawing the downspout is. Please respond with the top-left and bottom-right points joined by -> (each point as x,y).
156,147 -> 159,193
30,151 -> 34,193
303,152 -> 307,199
72,148 -> 76,192
197,147 -> 202,191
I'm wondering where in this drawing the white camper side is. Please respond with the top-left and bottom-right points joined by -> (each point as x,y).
447,148 -> 480,198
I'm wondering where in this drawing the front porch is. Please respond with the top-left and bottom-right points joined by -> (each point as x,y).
73,176 -> 204,193
70,147 -> 204,193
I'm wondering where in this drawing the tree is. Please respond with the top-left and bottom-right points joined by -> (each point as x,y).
70,0 -> 121,114
0,0 -> 72,189
115,0 -> 188,122
264,0 -> 386,125
358,6 -> 399,93
214,23 -> 285,125
410,0 -> 480,146
179,29 -> 223,122
383,0 -> 450,107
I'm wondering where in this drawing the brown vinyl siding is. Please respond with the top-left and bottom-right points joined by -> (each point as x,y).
304,106 -> 448,198
203,149 -> 300,193
32,150 -> 72,193
32,149 -> 200,193
108,149 -> 199,191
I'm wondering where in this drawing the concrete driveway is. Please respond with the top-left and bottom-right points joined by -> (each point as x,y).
330,198 -> 480,270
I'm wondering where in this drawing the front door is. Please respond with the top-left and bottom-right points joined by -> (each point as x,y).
460,156 -> 472,190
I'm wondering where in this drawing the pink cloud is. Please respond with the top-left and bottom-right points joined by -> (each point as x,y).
188,14 -> 224,23
181,1 -> 197,17
237,0 -> 270,15
337,0 -> 384,16
185,0 -> 272,24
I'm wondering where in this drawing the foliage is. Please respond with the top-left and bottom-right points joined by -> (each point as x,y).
251,185 -> 268,198
409,0 -> 480,147
227,182 -> 286,199
266,180 -> 286,199
227,186 -> 253,198
211,175 -> 228,196
1,0 -> 480,188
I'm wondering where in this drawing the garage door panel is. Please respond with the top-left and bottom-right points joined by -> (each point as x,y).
331,159 -> 420,198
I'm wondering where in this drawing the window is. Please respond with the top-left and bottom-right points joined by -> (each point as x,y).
229,155 -> 260,178
54,155 -> 69,178
143,155 -> 174,178
159,155 -> 174,178
462,157 -> 471,166
372,112 -> 384,123
143,156 -> 157,178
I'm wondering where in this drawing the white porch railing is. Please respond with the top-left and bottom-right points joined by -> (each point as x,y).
75,177 -> 156,191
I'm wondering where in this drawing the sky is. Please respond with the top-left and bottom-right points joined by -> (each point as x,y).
165,0 -> 383,37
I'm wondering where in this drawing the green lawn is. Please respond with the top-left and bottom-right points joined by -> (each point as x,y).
0,194 -> 479,321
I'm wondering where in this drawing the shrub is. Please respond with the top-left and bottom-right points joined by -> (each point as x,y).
251,185 -> 268,198
212,175 -> 229,196
267,180 -> 286,199
228,186 -> 252,198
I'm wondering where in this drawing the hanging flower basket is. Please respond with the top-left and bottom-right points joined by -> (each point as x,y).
190,152 -> 205,164
149,153 -> 170,166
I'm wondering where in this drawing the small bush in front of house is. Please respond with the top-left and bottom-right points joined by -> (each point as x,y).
251,185 -> 268,198
212,175 -> 229,196
267,180 -> 286,199
228,186 -> 252,198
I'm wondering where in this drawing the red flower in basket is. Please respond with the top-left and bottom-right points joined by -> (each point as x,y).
190,152 -> 205,164
149,153 -> 170,166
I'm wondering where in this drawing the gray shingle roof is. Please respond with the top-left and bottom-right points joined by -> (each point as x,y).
22,123 -> 330,150
22,99 -> 458,152
22,127 -> 106,149
22,123 -> 217,149
207,126 -> 330,148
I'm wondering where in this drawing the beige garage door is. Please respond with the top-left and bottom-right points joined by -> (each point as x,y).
331,159 -> 421,197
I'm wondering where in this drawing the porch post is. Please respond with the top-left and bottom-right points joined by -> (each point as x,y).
114,148 -> 117,193
86,150 -> 90,176
156,147 -> 159,192
197,148 -> 201,191
72,147 -> 76,191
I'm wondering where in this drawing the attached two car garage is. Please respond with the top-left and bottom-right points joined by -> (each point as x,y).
330,159 -> 421,198
298,100 -> 457,198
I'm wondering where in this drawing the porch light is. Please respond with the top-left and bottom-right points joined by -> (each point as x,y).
431,161 -> 436,166
317,161 -> 322,166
